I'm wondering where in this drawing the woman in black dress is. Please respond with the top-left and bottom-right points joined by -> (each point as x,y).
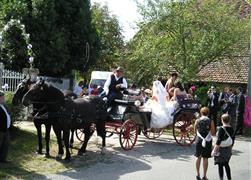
213,114 -> 235,180
194,107 -> 216,180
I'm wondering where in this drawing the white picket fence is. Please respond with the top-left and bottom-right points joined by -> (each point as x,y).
2,69 -> 25,92
0,68 -> 71,92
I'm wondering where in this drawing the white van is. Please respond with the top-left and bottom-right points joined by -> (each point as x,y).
89,71 -> 113,88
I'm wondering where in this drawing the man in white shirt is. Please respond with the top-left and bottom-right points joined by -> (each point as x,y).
73,80 -> 84,97
104,67 -> 128,106
0,91 -> 11,163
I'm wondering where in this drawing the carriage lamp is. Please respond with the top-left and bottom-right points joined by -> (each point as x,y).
134,100 -> 141,107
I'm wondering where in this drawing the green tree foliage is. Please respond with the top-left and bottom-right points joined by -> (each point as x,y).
0,0 -> 30,71
91,3 -> 124,71
0,0 -> 99,77
126,0 -> 251,85
0,24 -> 29,71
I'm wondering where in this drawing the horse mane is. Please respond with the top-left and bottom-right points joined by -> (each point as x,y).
43,83 -> 65,102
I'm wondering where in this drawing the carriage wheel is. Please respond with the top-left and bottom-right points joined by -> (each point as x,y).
173,111 -> 196,146
142,128 -> 164,139
75,129 -> 85,142
119,119 -> 138,150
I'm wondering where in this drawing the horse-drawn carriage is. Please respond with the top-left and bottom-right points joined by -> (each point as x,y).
76,89 -> 200,150
13,78 -> 200,161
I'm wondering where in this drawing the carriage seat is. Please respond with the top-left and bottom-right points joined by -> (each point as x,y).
178,99 -> 200,110
114,99 -> 135,105
123,89 -> 141,96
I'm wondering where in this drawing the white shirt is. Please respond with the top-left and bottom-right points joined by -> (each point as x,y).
104,74 -> 128,95
73,85 -> 83,96
0,104 -> 11,129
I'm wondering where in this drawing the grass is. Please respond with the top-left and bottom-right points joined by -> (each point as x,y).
0,124 -> 112,179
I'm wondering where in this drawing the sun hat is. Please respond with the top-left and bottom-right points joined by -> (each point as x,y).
116,67 -> 124,72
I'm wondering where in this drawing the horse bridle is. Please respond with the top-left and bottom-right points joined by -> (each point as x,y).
30,99 -> 65,119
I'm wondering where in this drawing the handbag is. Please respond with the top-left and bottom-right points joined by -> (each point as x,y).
211,146 -> 219,157
220,126 -> 233,148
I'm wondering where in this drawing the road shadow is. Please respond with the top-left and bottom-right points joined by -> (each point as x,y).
42,150 -> 151,180
111,135 -> 195,163
235,135 -> 251,142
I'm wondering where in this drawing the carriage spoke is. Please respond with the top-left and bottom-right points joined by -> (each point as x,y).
126,139 -> 130,149
173,111 -> 197,146
80,133 -> 84,140
122,137 -> 126,145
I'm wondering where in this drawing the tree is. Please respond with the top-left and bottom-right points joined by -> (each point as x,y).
125,0 -> 251,85
91,3 -> 124,71
30,0 -> 99,76
0,0 -> 99,77
0,0 -> 31,71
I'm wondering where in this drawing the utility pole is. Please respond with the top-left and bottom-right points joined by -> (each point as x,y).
248,37 -> 251,101
0,62 -> 4,90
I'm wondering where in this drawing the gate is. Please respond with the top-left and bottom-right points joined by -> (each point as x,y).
2,69 -> 25,92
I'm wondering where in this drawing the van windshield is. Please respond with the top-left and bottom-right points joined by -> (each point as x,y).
89,79 -> 106,88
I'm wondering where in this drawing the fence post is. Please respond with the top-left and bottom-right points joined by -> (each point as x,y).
0,62 -> 4,90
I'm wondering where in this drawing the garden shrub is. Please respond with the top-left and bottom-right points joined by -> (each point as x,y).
4,91 -> 26,125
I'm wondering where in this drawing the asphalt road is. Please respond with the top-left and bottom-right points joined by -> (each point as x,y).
41,133 -> 251,180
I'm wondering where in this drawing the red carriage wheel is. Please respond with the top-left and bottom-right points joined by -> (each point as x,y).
142,128 -> 164,139
75,129 -> 85,142
119,119 -> 138,150
173,111 -> 196,146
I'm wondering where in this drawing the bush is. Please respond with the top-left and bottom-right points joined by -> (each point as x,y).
195,85 -> 210,106
4,92 -> 26,124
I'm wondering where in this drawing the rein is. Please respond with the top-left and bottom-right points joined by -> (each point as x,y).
34,105 -> 48,119
30,99 -> 64,105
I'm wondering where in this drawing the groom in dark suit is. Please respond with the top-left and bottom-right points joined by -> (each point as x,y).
0,91 -> 11,163
235,87 -> 245,135
207,86 -> 219,129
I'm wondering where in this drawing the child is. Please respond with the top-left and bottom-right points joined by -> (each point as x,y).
90,84 -> 99,96
194,107 -> 216,180
213,114 -> 235,180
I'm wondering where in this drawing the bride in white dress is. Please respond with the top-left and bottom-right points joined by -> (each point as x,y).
144,80 -> 177,128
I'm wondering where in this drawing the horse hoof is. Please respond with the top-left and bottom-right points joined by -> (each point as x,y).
77,151 -> 86,156
36,150 -> 43,155
56,154 -> 63,160
101,147 -> 106,155
64,157 -> 71,163
44,153 -> 51,158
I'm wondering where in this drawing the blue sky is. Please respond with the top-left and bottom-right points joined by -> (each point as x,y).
91,0 -> 142,41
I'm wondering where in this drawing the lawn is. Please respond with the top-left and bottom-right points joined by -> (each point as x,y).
0,123 -> 111,179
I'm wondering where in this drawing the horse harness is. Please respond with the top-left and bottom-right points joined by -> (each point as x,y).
31,97 -> 105,125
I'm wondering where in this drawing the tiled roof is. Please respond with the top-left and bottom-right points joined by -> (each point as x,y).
197,57 -> 249,84
236,0 -> 251,18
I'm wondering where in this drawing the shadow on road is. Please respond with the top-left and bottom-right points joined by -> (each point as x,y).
113,135 -> 195,163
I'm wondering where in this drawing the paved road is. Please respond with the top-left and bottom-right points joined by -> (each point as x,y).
43,134 -> 250,180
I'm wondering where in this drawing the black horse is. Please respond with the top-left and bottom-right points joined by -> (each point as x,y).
22,80 -> 107,161
12,78 -> 75,157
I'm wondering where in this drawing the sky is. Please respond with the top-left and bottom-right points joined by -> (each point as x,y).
91,0 -> 142,41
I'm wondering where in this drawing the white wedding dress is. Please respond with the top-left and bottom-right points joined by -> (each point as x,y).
144,80 -> 177,128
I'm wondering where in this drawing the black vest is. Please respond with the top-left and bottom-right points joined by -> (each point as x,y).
198,116 -> 211,138
108,74 -> 123,95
